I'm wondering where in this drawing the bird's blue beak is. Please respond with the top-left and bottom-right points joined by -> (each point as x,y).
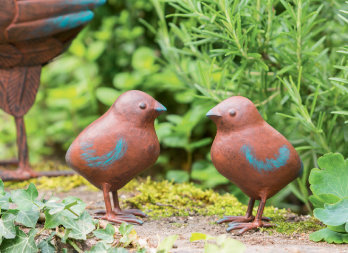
206,109 -> 221,118
155,102 -> 167,114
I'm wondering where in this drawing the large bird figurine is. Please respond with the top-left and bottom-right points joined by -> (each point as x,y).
66,90 -> 167,224
207,96 -> 302,234
0,0 -> 105,180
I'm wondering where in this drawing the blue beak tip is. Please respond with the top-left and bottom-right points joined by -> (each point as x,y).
155,104 -> 167,112
206,110 -> 213,117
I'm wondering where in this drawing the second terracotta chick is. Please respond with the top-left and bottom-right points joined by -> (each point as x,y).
207,96 -> 302,234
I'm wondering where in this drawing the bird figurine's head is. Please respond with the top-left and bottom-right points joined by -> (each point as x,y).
206,96 -> 264,131
111,90 -> 166,126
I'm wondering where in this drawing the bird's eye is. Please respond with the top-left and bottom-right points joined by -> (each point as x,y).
229,109 -> 236,117
139,102 -> 147,110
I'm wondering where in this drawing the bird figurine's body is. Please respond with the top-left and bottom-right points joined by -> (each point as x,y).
66,90 -> 166,224
0,0 -> 105,180
207,96 -> 302,234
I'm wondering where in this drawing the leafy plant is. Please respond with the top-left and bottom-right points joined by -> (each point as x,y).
309,153 -> 348,244
0,179 -> 151,252
190,232 -> 245,253
150,0 -> 348,211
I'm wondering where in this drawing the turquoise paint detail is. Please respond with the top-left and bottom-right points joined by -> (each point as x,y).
80,138 -> 127,168
55,11 -> 94,30
241,144 -> 290,173
155,103 -> 167,112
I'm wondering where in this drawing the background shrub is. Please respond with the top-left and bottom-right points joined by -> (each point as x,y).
0,0 -> 347,212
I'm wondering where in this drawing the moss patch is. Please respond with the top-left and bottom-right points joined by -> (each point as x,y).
4,167 -> 323,235
124,177 -> 323,235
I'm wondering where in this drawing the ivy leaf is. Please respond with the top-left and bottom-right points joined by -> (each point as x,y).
0,211 -> 17,239
0,228 -> 38,253
0,178 -> 4,193
44,209 -> 63,229
0,192 -> 11,210
38,233 -> 56,253
87,242 -> 109,253
62,211 -> 95,240
310,228 -> 348,244
309,153 -> 348,203
93,224 -> 115,243
314,198 -> 348,227
119,223 -> 133,236
156,235 -> 178,253
61,196 -> 86,218
15,210 -> 40,228
10,183 -> 39,211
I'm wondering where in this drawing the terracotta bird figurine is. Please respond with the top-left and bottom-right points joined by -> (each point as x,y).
0,0 -> 105,180
66,90 -> 166,224
207,96 -> 302,234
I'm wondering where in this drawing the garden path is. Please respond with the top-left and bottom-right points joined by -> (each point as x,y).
50,188 -> 348,253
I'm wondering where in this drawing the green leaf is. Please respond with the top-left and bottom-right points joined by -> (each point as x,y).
187,138 -> 212,151
44,210 -> 63,229
166,170 -> 189,183
156,235 -> 178,253
93,224 -> 115,243
0,228 -> 38,253
310,228 -> 348,244
87,242 -> 110,253
0,211 -> 17,239
119,223 -> 134,237
15,210 -> 40,228
38,233 -> 56,253
328,225 -> 346,233
209,235 -> 245,253
0,179 -> 4,193
190,232 -> 207,242
132,47 -> 156,71
63,211 -> 95,240
309,153 -> 348,200
10,184 -> 39,211
0,192 -> 11,210
96,87 -> 121,106
314,198 -> 348,227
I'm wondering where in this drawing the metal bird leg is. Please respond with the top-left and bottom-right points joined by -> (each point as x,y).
98,183 -> 144,225
217,198 -> 271,224
0,67 -> 74,181
227,196 -> 275,234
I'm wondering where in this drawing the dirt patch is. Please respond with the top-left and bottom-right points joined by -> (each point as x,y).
47,188 -> 348,253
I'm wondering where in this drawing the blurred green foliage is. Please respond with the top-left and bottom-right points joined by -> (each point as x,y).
0,0 -> 347,213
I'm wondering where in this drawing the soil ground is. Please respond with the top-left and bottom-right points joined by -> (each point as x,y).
48,187 -> 348,253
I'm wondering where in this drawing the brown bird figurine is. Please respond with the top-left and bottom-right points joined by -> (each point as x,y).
0,0 -> 105,180
66,90 -> 166,224
206,96 -> 302,234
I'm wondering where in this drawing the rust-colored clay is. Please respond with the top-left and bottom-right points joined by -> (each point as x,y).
66,90 -> 167,225
0,0 -> 105,180
207,96 -> 302,234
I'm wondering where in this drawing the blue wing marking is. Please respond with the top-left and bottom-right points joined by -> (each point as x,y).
80,138 -> 127,168
241,144 -> 290,173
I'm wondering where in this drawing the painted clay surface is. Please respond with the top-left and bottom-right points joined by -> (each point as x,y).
0,0 -> 104,180
207,96 -> 302,234
66,90 -> 166,224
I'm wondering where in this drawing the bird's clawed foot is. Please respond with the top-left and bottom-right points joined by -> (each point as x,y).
99,212 -> 144,225
227,220 -> 275,235
95,208 -> 147,218
217,215 -> 271,224
217,215 -> 254,224
0,167 -> 38,181
119,209 -> 147,218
